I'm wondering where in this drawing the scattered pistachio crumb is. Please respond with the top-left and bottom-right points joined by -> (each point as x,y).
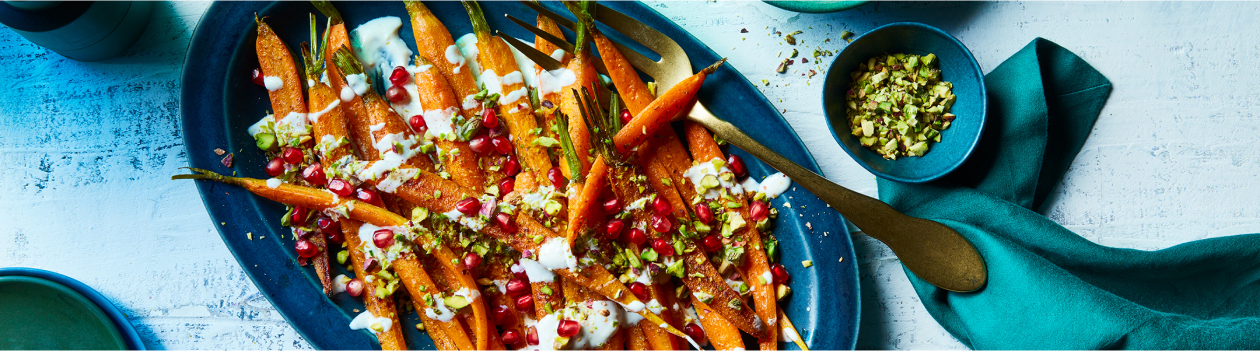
802,260 -> 814,268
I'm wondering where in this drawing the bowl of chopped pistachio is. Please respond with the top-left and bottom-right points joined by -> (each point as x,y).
822,22 -> 987,183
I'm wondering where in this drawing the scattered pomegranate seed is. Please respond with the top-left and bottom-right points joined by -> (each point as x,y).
556,319 -> 581,337
649,214 -> 671,233
265,157 -> 285,177
602,198 -> 621,213
282,147 -> 303,164
652,238 -> 675,256
506,278 -> 530,296
389,66 -> 409,86
547,167 -> 566,189
771,263 -> 790,284
469,135 -> 492,154
684,323 -> 707,344
652,197 -> 672,216
491,135 -> 513,155
324,226 -> 344,244
291,206 -> 309,225
373,228 -> 394,248
627,282 -> 648,301
495,212 -> 517,233
510,263 -> 529,281
727,154 -> 748,179
526,326 -> 539,346
619,108 -> 633,123
624,228 -> 647,246
408,115 -> 428,135
220,153 -> 234,167
695,203 -> 714,224
492,305 -> 516,325
455,197 -> 480,216
502,157 -> 521,176
301,163 -> 327,186
295,239 -> 318,258
498,177 -> 515,196
317,217 -> 340,233
461,251 -> 482,269
355,188 -> 384,207
327,179 -> 353,196
702,235 -> 723,253
515,293 -> 534,311
749,200 -> 769,221
346,278 -> 365,297
251,68 -> 265,86
386,85 -> 408,103
605,219 -> 625,239
500,330 -> 521,346
482,108 -> 500,129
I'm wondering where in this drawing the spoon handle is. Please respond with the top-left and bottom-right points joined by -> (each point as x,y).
687,103 -> 987,292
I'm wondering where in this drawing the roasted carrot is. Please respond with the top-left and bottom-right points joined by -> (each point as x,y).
779,308 -> 810,351
531,278 -> 564,320
626,324 -> 650,350
404,1 -> 483,120
395,255 -> 475,351
412,56 -> 485,188
533,15 -> 569,66
256,16 -> 306,119
593,32 -> 653,113
613,59 -> 725,154
554,4 -> 602,179
464,1 -> 551,184
331,48 -> 435,172
341,220 -> 407,350
694,298 -> 746,351
565,156 -> 607,246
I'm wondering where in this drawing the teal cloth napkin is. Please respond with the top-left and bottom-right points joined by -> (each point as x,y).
877,38 -> 1260,349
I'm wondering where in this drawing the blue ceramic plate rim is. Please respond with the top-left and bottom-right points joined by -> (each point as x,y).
763,0 -> 870,14
180,1 -> 858,349
0,267 -> 146,350
822,22 -> 987,183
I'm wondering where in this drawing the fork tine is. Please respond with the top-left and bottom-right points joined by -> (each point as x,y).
497,32 -> 564,71
590,3 -> 684,64
505,14 -> 574,54
519,1 -> 576,32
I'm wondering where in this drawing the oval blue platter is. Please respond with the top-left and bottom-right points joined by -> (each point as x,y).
180,1 -> 858,349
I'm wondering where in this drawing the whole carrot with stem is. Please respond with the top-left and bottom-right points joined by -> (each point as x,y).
411,55 -> 485,189
256,15 -> 306,119
613,59 -> 726,154
554,1 -> 602,179
404,1 -> 483,120
340,220 -> 407,350
331,48 -> 436,172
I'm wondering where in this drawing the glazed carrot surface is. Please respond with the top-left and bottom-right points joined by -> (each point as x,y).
613,60 -> 725,154
256,18 -> 306,119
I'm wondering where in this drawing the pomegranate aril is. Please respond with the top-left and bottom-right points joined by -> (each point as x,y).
547,167 -> 566,189
650,214 -> 671,233
652,197 -> 672,216
327,179 -> 353,196
526,326 -> 539,346
684,323 -> 707,344
628,282 -> 648,301
619,108 -> 633,123
498,177 -> 515,196
482,108 -> 500,129
624,228 -> 647,246
556,319 -> 581,337
295,239 -> 318,258
702,235 -> 723,253
500,330 -> 521,346
605,219 -> 625,239
282,147 -> 303,164
317,217 -> 340,233
492,305 -> 516,325
503,157 -> 521,176
251,68 -> 265,86
291,206 -> 309,225
301,163 -> 327,186
389,66 -> 410,86
495,212 -> 517,233
346,279 -> 365,297
771,263 -> 790,284
386,85 -> 408,103
505,279 -> 529,296
463,252 -> 482,268
515,293 -> 534,311
408,115 -> 428,135
727,154 -> 748,179
602,198 -> 621,214
510,263 -> 529,281
373,229 -> 394,248
265,157 -> 285,177
469,135 -> 492,154
325,227 -> 344,244
652,238 -> 675,256
695,203 -> 714,224
356,188 -> 384,207
491,135 -> 513,155
749,200 -> 769,221
456,197 -> 481,216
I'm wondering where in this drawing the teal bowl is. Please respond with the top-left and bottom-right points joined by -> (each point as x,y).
822,22 -> 986,183
763,1 -> 869,13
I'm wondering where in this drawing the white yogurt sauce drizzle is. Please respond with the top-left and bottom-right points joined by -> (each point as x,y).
349,311 -> 394,332
351,17 -> 427,119
264,76 -> 283,91
454,34 -> 480,76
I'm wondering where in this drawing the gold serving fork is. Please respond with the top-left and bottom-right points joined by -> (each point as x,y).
505,2 -> 987,293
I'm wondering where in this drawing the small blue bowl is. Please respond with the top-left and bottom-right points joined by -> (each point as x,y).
822,22 -> 986,183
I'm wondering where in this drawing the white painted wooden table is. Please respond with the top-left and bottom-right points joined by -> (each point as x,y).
3,1 -> 1258,349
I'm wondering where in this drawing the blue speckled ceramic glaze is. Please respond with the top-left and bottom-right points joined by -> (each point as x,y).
822,22 -> 987,183
181,2 -> 858,349
0,268 -> 146,350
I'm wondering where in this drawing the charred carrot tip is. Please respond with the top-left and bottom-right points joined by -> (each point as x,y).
703,58 -> 728,74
